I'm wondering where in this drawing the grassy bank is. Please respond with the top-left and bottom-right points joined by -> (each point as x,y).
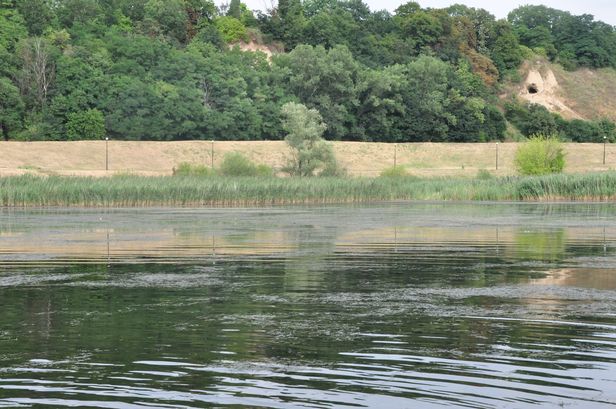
2,173 -> 616,207
2,141 -> 615,178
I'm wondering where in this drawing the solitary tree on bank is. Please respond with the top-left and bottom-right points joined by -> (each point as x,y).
280,102 -> 341,177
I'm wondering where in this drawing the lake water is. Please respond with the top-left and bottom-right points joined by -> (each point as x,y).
1,204 -> 616,408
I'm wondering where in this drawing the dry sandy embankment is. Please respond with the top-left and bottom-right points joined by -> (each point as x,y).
0,140 -> 613,177
508,58 -> 616,122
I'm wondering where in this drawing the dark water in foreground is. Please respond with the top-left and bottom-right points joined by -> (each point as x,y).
1,204 -> 616,408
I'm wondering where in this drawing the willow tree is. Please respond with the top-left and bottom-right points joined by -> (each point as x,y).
280,102 -> 342,176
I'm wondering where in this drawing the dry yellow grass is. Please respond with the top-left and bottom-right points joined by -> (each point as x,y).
0,140 -> 613,177
553,65 -> 616,122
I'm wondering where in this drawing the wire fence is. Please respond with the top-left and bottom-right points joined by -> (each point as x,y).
0,141 -> 613,177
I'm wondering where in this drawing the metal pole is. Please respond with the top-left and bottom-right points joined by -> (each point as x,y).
604,136 -> 607,165
105,137 -> 109,171
496,142 -> 499,170
211,139 -> 214,169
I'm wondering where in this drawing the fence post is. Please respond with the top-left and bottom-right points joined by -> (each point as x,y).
604,136 -> 607,165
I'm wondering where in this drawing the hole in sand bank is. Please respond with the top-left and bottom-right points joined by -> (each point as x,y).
527,84 -> 539,94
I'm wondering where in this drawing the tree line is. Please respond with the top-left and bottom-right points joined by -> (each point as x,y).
1,0 -> 615,142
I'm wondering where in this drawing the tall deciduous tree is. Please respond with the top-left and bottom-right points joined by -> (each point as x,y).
144,0 -> 188,43
397,9 -> 443,52
0,5 -> 28,52
186,0 -> 216,40
0,77 -> 24,140
281,101 -> 339,176
57,0 -> 103,27
400,56 -> 455,141
228,0 -> 241,19
278,0 -> 305,49
17,37 -> 56,109
275,44 -> 360,140
16,0 -> 55,36
490,21 -> 522,75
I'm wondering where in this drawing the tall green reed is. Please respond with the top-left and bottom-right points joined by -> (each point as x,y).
1,172 -> 616,207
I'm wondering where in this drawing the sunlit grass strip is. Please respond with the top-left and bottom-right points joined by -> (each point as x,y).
2,173 -> 616,207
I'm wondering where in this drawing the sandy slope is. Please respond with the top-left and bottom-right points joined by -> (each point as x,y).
511,58 -> 616,122
0,140 -> 612,177
519,65 -> 583,120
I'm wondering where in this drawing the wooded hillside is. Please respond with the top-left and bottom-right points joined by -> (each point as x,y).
1,1 -> 616,142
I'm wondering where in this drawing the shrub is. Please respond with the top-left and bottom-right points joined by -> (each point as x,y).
476,169 -> 494,180
219,152 -> 254,176
255,164 -> 275,177
219,152 -> 273,177
514,134 -> 565,176
173,162 -> 213,176
380,166 -> 411,178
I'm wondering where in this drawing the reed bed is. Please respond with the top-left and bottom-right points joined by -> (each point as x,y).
1,173 -> 616,207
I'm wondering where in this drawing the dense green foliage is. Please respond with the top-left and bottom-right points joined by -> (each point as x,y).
505,102 -> 616,142
509,5 -> 616,70
0,1 -> 614,142
66,108 -> 105,140
0,76 -> 23,140
3,172 -> 616,206
514,135 -> 565,176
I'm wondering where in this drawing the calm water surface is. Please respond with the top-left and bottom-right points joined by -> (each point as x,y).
1,204 -> 616,408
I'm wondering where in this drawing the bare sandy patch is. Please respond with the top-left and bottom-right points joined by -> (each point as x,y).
518,63 -> 583,120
